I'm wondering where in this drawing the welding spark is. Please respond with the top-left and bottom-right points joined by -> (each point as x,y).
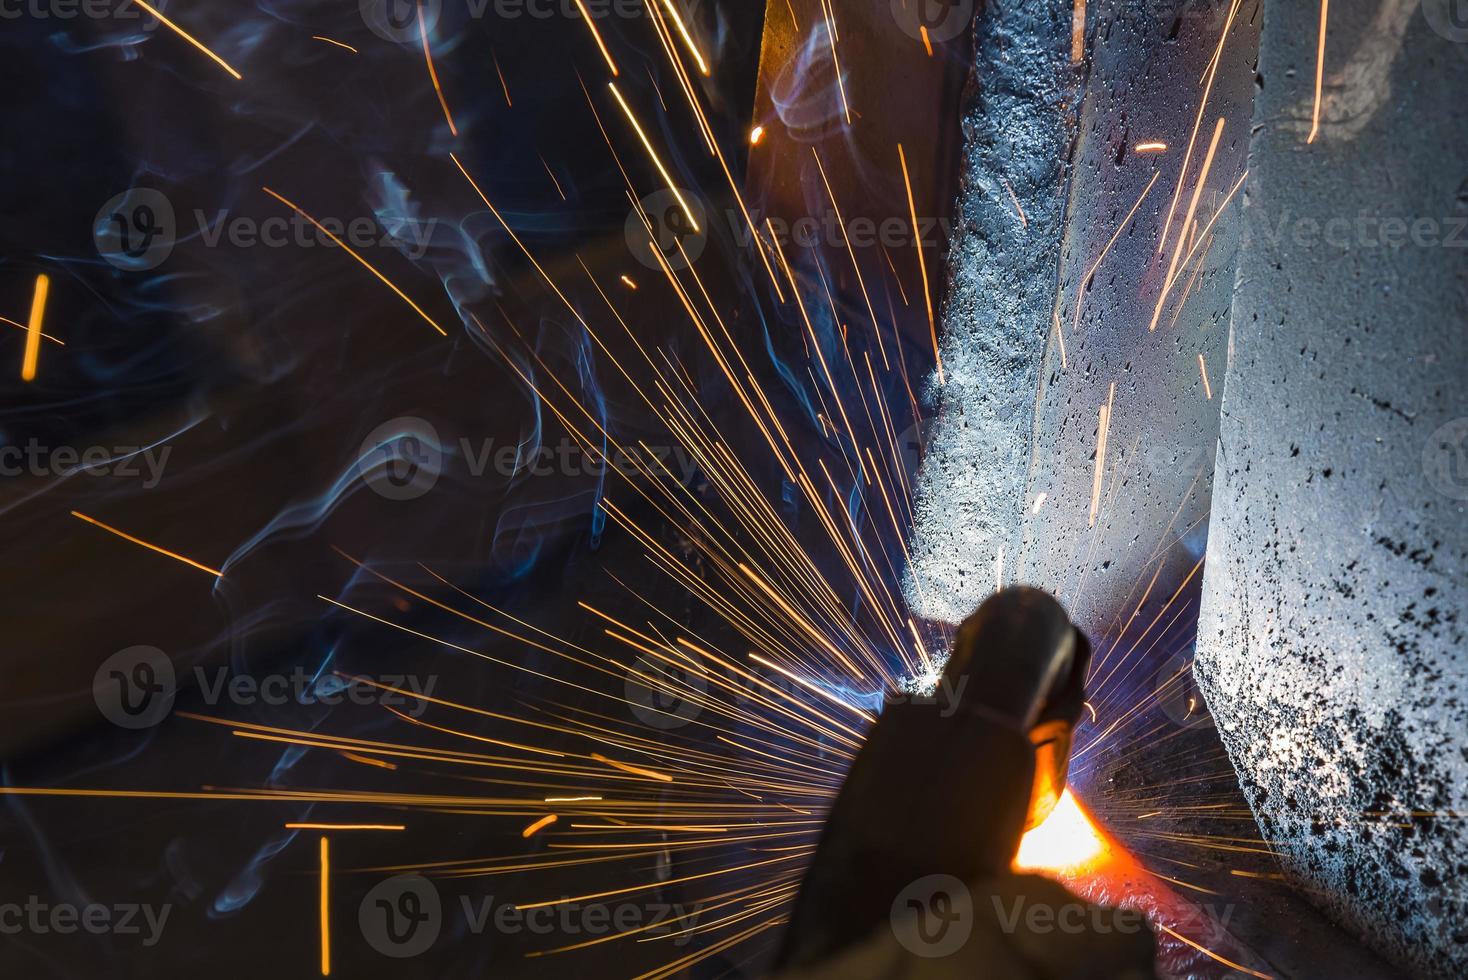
607,82 -> 700,233
260,187 -> 447,336
319,836 -> 330,976
1308,0 -> 1330,144
573,0 -> 620,76
70,510 -> 223,577
419,3 -> 459,137
522,814 -> 559,838
131,0 -> 242,80
310,36 -> 357,54
20,273 -> 48,382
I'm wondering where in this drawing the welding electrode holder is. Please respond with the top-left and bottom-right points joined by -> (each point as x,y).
775,586 -> 1091,971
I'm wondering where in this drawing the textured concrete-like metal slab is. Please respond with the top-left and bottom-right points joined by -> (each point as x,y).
1195,2 -> 1468,975
904,0 -> 1082,624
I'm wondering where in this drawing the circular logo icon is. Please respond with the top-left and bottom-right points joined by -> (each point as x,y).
360,875 -> 442,958
358,417 -> 444,501
1422,0 -> 1468,44
890,0 -> 975,44
93,646 -> 176,729
891,874 -> 972,958
360,0 -> 442,43
1152,651 -> 1214,731
894,414 -> 938,483
625,654 -> 707,729
94,189 -> 176,271
1423,417 -> 1468,501
626,189 -> 708,271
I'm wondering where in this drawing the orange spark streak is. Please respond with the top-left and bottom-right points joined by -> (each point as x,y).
419,4 -> 458,136
1308,0 -> 1329,144
749,125 -> 765,145
1000,177 -> 1028,228
607,82 -> 700,233
285,823 -> 405,831
260,187 -> 446,336
21,273 -> 48,382
131,0 -> 242,79
2,314 -> 63,345
1071,0 -> 1086,64
1198,353 -> 1213,400
919,25 -> 933,57
1073,171 -> 1160,330
898,143 -> 941,384
1150,117 -> 1225,331
522,814 -> 559,838
1158,0 -> 1240,253
70,510 -> 223,577
311,36 -> 357,53
590,753 -> 674,782
573,0 -> 620,76
619,275 -> 638,289
1134,140 -> 1168,153
658,0 -> 710,76
319,836 -> 330,976
1088,382 -> 1115,528
1158,924 -> 1274,979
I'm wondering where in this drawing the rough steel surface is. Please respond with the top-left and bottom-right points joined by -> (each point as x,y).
904,0 -> 1082,623
1195,1 -> 1468,975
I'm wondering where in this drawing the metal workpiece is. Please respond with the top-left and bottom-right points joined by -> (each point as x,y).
1195,2 -> 1468,975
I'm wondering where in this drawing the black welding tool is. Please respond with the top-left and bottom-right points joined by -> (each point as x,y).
775,586 -> 1091,971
